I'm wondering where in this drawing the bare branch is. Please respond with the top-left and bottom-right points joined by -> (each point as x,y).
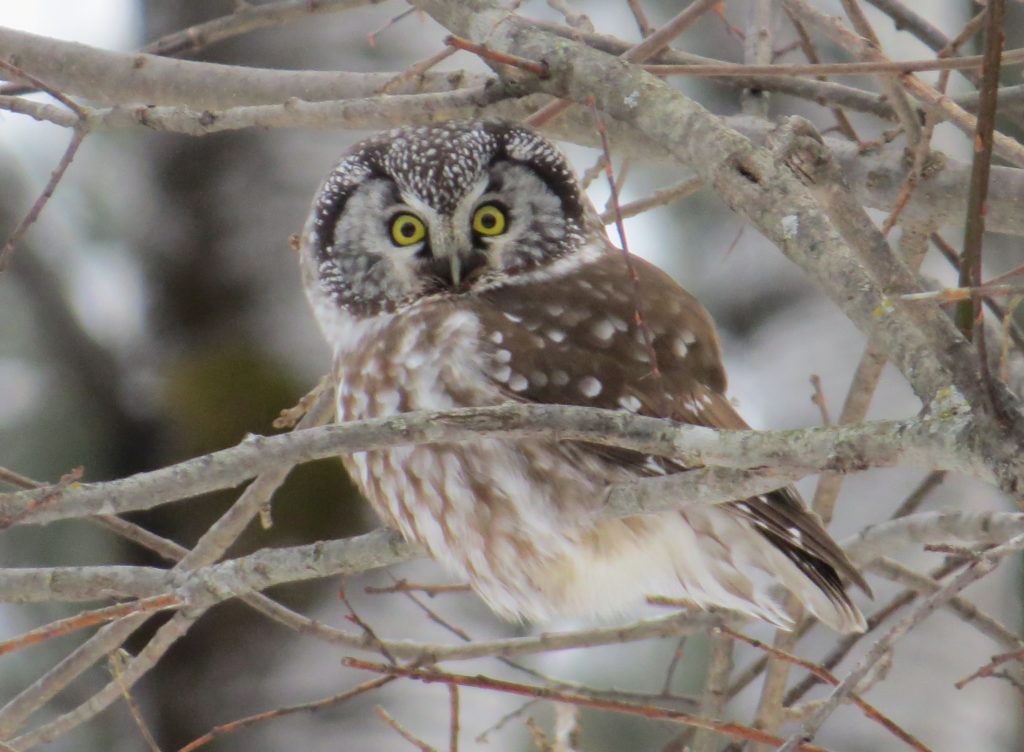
780,532 -> 1024,749
0,404 -> 985,527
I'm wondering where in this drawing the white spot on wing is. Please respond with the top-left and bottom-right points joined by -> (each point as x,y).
592,319 -> 615,341
546,328 -> 567,343
579,376 -> 602,398
618,395 -> 642,413
508,373 -> 529,392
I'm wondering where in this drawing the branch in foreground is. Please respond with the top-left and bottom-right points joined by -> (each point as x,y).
0,404 -> 982,526
780,531 -> 1024,750
3,511 -> 1021,609
344,658 -> 830,751
0,25 -> 485,107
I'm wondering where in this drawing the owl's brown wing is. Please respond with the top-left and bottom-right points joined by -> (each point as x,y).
473,249 -> 869,597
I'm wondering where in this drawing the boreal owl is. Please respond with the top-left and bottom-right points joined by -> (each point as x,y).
299,121 -> 868,633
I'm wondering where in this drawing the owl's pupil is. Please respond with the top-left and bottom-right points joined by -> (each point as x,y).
400,223 -> 416,238
480,214 -> 496,229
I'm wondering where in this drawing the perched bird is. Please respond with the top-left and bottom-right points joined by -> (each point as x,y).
299,120 -> 868,632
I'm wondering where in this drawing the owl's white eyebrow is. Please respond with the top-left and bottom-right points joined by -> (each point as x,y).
397,193 -> 439,222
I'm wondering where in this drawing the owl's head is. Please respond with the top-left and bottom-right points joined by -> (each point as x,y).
300,121 -> 600,318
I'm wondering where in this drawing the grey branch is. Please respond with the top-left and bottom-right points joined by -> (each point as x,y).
0,25 -> 484,107
5,27 -> 1024,235
1,510 -> 1020,610
0,403 -> 985,527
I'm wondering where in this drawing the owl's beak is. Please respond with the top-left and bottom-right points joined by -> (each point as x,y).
449,255 -> 462,288
424,243 -> 487,291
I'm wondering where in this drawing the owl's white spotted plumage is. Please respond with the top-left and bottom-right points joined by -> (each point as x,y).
300,121 -> 868,632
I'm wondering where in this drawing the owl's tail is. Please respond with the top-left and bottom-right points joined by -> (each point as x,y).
658,500 -> 866,633
561,499 -> 866,633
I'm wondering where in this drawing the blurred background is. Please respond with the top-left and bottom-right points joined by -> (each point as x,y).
1,1 -> 1022,750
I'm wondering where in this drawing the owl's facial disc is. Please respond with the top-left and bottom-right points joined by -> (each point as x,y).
304,121 -> 596,315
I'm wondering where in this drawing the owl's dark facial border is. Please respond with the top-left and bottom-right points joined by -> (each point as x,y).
311,142 -> 391,270
482,126 -> 586,231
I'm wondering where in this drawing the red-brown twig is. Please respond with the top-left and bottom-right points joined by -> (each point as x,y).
176,676 -> 394,752
367,7 -> 418,48
339,585 -> 396,664
931,234 -> 1024,354
719,627 -> 930,752
444,35 -> 549,77
955,0 -> 1005,343
588,99 -> 661,380
378,45 -> 459,95
345,658 -> 828,751
0,59 -> 89,273
955,648 -> 1024,690
0,595 -> 180,658
0,466 -> 83,529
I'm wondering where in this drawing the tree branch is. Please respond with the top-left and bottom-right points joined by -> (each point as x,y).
0,403 -> 986,527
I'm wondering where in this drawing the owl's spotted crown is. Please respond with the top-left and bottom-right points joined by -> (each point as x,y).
312,122 -> 586,246
302,121 -> 597,316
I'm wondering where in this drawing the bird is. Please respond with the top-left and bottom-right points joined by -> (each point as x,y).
298,120 -> 869,633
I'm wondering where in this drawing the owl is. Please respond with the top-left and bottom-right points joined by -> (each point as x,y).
299,121 -> 868,633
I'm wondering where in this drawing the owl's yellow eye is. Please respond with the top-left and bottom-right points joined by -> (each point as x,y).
472,204 -> 507,237
390,213 -> 427,246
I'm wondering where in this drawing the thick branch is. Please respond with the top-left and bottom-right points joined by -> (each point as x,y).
0,404 -> 982,527
0,25 -> 483,107
2,511 -> 1020,608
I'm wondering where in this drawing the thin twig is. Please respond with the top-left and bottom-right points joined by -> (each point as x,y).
645,47 -> 1024,77
445,35 -> 550,77
0,59 -> 89,272
176,677 -> 394,752
780,533 -> 1024,750
526,0 -> 722,127
588,100 -> 661,379
0,596 -> 180,658
346,659 -> 829,751
956,648 -> 1024,690
721,628 -> 930,751
109,651 -> 163,752
955,0 -> 1006,424
376,705 -> 440,752
840,0 -> 920,144
448,684 -> 459,752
